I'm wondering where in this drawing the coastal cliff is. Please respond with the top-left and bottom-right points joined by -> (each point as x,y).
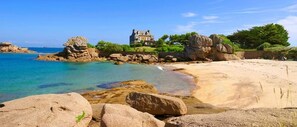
0,42 -> 35,53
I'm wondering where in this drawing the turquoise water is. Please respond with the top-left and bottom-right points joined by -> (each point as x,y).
0,48 -> 195,102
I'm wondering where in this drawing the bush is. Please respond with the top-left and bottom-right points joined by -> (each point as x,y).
96,40 -> 123,53
218,35 -> 241,52
256,42 -> 271,50
156,45 -> 184,52
87,43 -> 95,48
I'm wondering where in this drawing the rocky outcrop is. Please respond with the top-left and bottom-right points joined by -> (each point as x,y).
108,53 -> 158,64
0,93 -> 92,127
37,36 -> 104,62
184,34 -> 213,61
126,92 -> 187,116
0,42 -> 35,53
101,104 -> 165,127
82,80 -> 158,104
184,34 -> 240,61
166,108 -> 297,127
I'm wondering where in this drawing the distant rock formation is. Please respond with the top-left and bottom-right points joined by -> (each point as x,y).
37,36 -> 103,62
184,34 -> 240,61
0,42 -> 35,53
108,53 -> 158,64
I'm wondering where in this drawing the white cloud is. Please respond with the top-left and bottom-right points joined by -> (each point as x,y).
175,22 -> 198,33
203,16 -> 218,20
283,4 -> 297,12
278,16 -> 297,46
182,12 -> 197,18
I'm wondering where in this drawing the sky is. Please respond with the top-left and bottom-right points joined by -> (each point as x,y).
0,0 -> 297,47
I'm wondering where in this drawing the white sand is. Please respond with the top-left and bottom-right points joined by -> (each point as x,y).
168,59 -> 297,109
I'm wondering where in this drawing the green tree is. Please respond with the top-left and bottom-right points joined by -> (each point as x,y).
228,23 -> 289,48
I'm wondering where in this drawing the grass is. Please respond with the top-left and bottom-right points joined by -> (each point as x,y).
133,46 -> 156,52
75,111 -> 85,123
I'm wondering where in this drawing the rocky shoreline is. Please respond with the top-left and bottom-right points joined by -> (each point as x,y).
0,42 -> 35,53
36,34 -> 240,64
0,80 -> 296,127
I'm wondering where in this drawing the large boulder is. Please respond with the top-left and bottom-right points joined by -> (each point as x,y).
185,34 -> 213,60
101,104 -> 165,127
126,92 -> 187,116
0,93 -> 92,127
166,108 -> 297,127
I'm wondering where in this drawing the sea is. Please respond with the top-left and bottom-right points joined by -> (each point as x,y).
0,48 -> 195,102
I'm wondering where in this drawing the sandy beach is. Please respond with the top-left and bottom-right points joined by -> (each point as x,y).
168,59 -> 297,109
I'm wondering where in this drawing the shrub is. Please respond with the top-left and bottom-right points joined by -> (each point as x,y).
96,40 -> 123,53
257,42 -> 271,50
218,35 -> 242,52
156,45 -> 184,52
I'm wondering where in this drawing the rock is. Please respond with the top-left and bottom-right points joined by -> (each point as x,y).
114,61 -> 124,65
183,34 -> 239,61
118,56 -> 130,62
82,80 -> 158,104
166,108 -> 297,127
126,92 -> 187,115
216,43 -> 228,53
37,37 -> 102,62
0,93 -> 92,127
223,44 -> 233,54
215,53 -> 240,61
209,34 -> 223,46
0,42 -> 35,53
185,34 -> 213,60
101,104 -> 165,127
89,104 -> 105,127
64,36 -> 88,50
109,53 -> 122,60
165,55 -> 178,62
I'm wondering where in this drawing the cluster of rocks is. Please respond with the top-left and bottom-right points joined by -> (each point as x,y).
185,34 -> 240,61
0,42 -> 35,53
108,53 -> 158,65
37,36 -> 104,62
1,80 -> 296,127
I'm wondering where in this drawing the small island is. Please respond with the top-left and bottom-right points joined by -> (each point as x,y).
0,42 -> 35,53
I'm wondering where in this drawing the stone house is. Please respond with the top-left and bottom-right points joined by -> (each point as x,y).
129,29 -> 155,46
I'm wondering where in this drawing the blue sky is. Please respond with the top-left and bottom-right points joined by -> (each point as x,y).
0,0 -> 297,47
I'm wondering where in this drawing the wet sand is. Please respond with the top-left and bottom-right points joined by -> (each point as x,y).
168,59 -> 297,109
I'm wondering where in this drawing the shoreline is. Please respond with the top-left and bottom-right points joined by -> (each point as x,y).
168,59 -> 297,109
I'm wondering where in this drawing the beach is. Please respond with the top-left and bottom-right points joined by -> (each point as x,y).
168,59 -> 297,109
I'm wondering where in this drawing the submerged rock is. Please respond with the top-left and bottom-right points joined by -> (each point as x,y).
0,93 -> 92,127
101,104 -> 165,127
0,42 -> 35,53
126,92 -> 187,115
